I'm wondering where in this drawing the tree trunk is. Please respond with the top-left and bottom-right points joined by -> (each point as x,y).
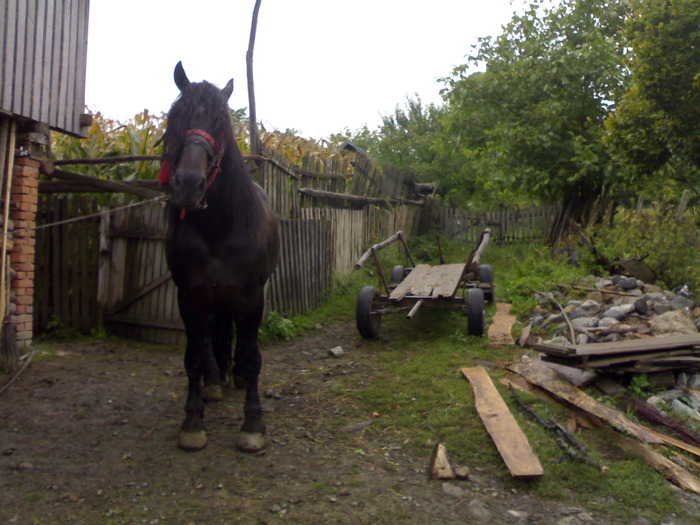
246,0 -> 263,156
547,182 -> 607,247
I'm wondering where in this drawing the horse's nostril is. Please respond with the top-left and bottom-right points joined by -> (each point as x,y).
172,174 -> 204,193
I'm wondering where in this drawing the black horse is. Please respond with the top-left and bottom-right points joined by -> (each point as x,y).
160,62 -> 279,452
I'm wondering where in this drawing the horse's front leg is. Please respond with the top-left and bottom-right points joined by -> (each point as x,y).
177,296 -> 214,451
233,306 -> 266,452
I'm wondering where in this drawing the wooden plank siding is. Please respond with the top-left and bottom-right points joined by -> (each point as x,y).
1,0 -> 90,137
34,195 -> 100,333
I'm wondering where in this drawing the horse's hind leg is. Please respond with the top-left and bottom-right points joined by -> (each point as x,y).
204,311 -> 233,401
233,302 -> 266,452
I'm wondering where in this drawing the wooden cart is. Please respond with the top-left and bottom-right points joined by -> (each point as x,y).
354,229 -> 494,339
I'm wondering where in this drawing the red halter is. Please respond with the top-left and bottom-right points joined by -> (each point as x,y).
158,129 -> 223,188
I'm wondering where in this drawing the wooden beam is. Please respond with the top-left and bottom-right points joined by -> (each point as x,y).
470,228 -> 491,266
354,231 -> 403,269
461,366 -> 544,479
609,431 -> 700,494
298,187 -> 389,207
507,358 -> 661,444
107,272 -> 172,315
51,155 -> 161,166
39,179 -> 163,194
47,169 -> 163,199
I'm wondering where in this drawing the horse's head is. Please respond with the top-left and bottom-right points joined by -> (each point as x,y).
161,62 -> 234,210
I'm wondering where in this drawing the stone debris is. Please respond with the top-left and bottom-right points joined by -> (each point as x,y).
528,275 -> 700,422
530,275 -> 698,346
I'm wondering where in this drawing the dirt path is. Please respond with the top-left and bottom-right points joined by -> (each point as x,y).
0,323 -> 696,524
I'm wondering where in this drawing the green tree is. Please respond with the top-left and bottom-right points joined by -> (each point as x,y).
440,0 -> 629,234
606,0 -> 700,192
373,96 -> 444,180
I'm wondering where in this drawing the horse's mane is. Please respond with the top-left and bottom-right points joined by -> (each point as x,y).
163,81 -> 234,158
163,81 -> 267,234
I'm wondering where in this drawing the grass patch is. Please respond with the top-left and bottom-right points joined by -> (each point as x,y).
301,239 -> 686,523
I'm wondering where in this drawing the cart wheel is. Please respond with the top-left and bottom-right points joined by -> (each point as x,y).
479,264 -> 495,303
356,286 -> 381,339
466,288 -> 485,337
390,265 -> 406,284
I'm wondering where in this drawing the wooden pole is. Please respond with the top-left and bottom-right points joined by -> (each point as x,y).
407,299 -> 423,319
48,169 -> 162,199
247,0 -> 263,156
51,155 -> 160,166
354,231 -> 402,269
471,228 -> 491,266
0,121 -> 17,372
0,122 -> 16,322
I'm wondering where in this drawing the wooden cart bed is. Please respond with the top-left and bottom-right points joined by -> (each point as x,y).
389,263 -> 466,302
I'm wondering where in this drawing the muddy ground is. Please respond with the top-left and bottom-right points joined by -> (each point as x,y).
1,322 -> 698,524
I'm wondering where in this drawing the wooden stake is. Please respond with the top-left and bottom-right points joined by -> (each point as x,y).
429,443 -> 455,479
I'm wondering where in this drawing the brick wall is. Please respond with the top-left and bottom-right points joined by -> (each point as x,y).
10,156 -> 38,346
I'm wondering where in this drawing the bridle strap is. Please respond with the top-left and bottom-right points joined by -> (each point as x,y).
158,129 -> 223,189
183,129 -> 223,190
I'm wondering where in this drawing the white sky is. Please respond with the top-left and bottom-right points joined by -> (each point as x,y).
86,1 -> 526,139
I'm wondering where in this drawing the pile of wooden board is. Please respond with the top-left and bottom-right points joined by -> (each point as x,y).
533,334 -> 700,373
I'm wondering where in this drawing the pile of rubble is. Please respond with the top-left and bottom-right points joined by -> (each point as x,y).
525,274 -> 700,423
529,275 -> 699,347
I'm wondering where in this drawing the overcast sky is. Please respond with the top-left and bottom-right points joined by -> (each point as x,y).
86,1 -> 526,139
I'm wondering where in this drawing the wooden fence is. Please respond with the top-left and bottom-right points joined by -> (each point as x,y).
92,202 -> 334,344
425,204 -> 560,244
35,195 -> 100,333
33,149 -> 555,342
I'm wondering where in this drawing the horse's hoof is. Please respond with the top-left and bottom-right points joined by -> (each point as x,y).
236,432 -> 265,452
178,430 -> 207,451
202,384 -> 224,402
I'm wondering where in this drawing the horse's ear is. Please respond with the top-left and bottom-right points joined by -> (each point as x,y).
221,79 -> 234,101
174,61 -> 190,91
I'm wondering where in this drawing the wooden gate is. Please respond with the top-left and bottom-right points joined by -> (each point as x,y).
35,195 -> 101,334
100,202 -> 333,344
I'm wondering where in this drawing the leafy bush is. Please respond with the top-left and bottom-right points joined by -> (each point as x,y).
260,311 -> 312,342
484,243 -> 591,319
582,200 -> 700,291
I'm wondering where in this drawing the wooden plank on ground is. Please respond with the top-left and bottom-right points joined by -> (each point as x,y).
507,358 -> 662,444
608,431 -> 700,494
461,366 -> 544,478
488,302 -> 517,346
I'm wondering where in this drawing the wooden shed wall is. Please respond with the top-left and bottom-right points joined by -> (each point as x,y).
1,0 -> 90,137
